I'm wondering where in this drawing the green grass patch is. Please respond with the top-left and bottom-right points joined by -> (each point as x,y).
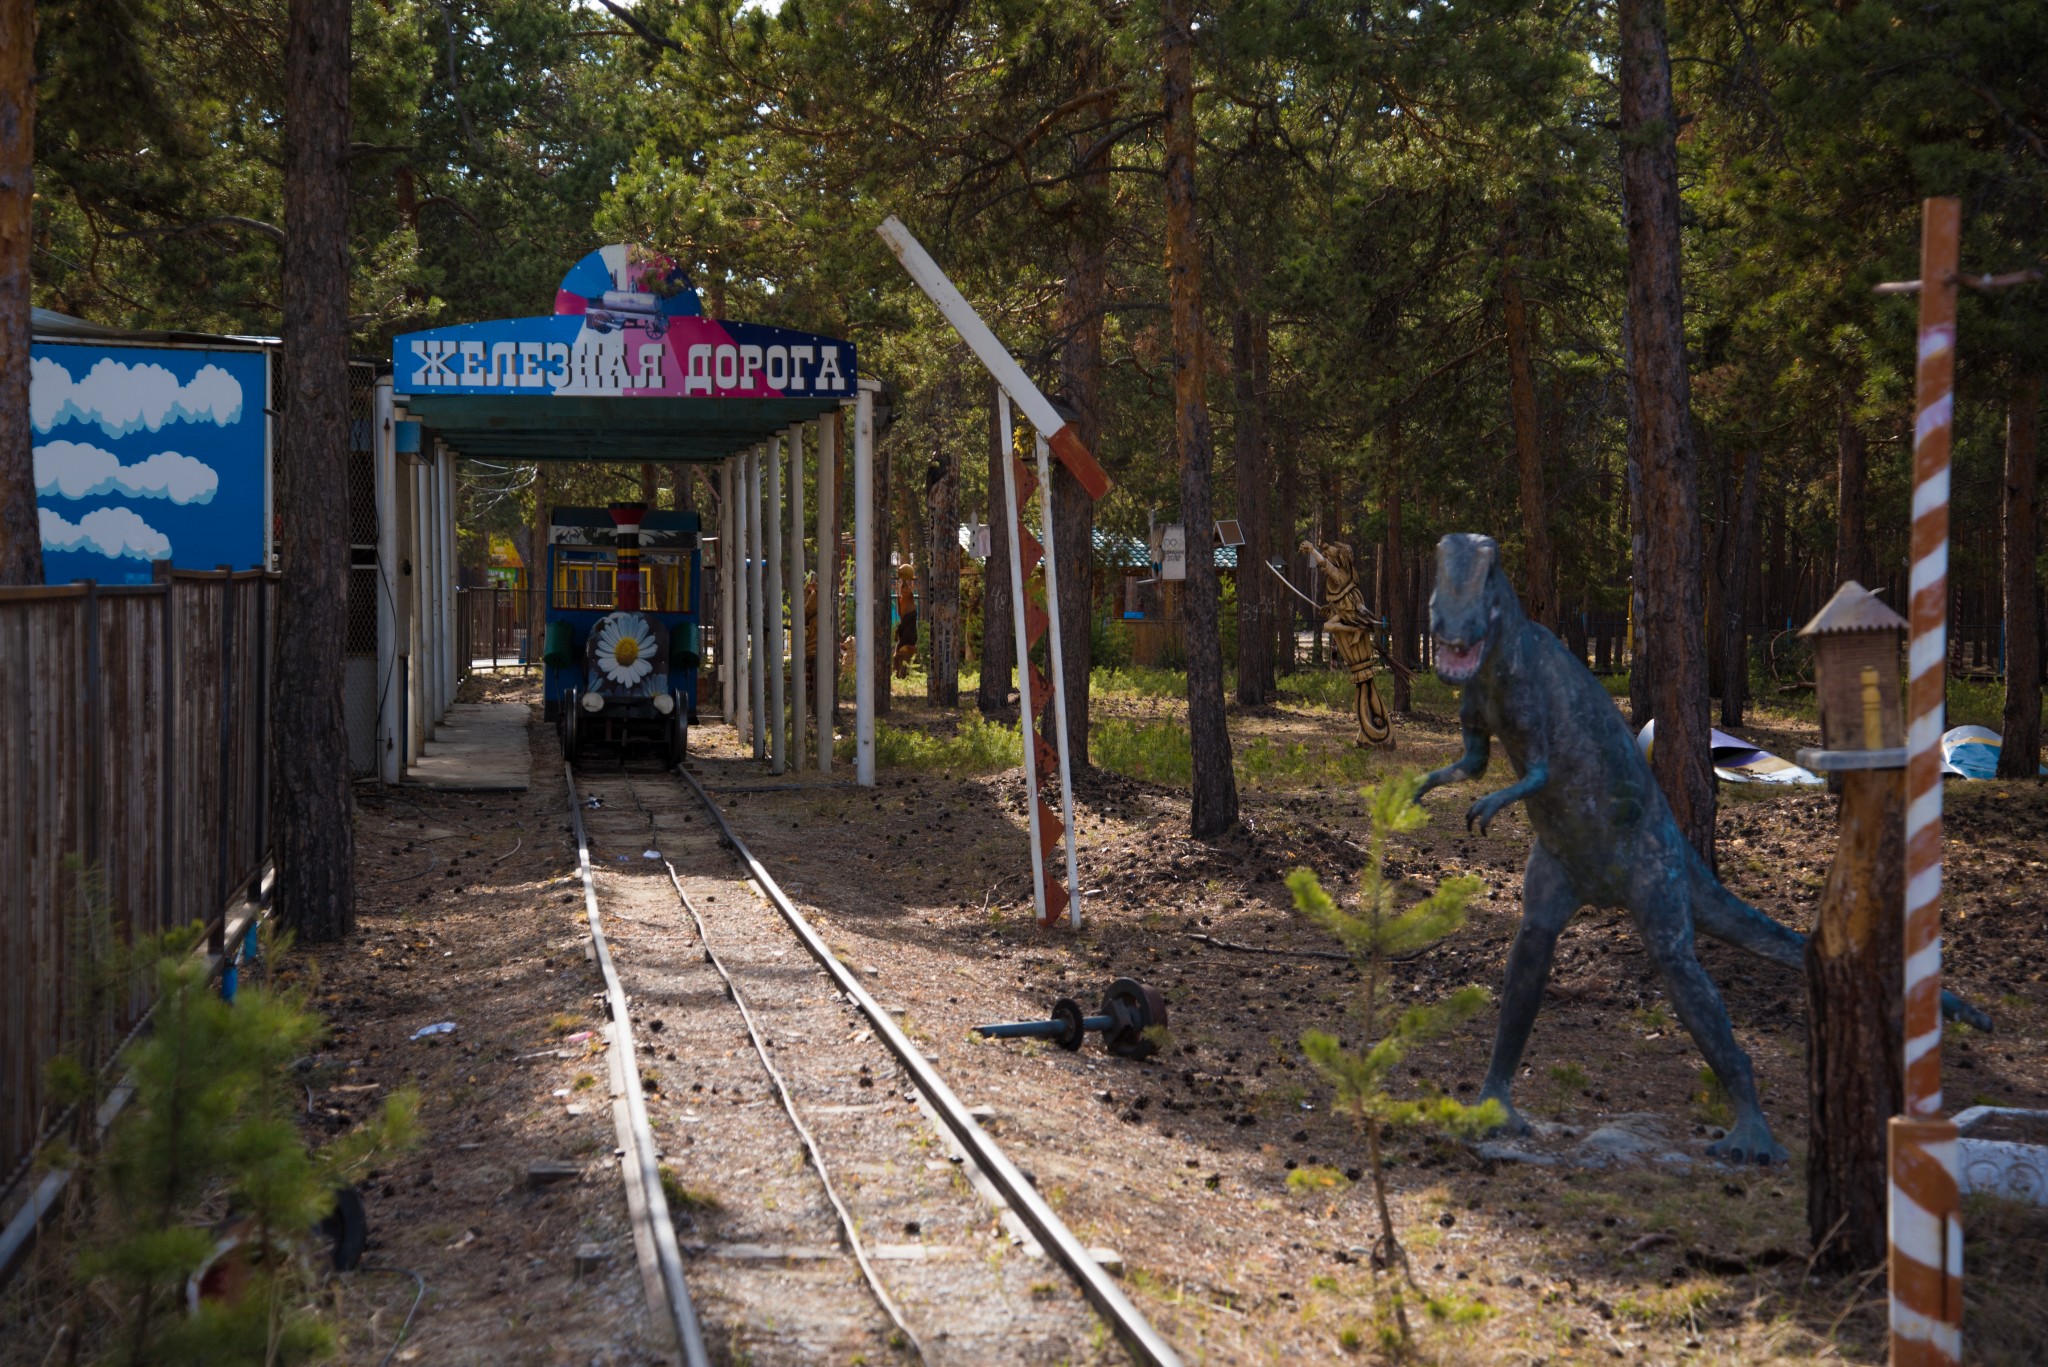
1285,1165 -> 1352,1193
1424,1293 -> 1497,1325
836,713 -> 1023,772
1093,716 -> 1194,784
1094,665 -> 1193,699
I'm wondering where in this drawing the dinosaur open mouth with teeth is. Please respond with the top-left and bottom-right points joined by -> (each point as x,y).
1436,638 -> 1486,683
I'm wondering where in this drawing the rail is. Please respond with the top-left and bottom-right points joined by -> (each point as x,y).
673,764 -> 1185,1367
562,763 -> 711,1367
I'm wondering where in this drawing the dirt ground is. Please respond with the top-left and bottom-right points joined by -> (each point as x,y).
675,668 -> 2048,1366
16,663 -> 2037,1367
290,670 -> 671,1367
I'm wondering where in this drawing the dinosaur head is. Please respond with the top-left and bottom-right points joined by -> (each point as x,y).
1430,534 -> 1521,684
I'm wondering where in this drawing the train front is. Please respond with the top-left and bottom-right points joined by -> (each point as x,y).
543,502 -> 701,765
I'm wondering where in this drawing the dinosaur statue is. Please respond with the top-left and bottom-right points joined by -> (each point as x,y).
1417,533 -> 1989,1166
1301,539 -> 1395,746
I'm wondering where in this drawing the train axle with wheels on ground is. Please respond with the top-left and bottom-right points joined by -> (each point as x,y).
542,503 -> 701,766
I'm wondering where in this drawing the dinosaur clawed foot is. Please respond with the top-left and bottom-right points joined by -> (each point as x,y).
1706,1115 -> 1787,1167
1475,1087 -> 1530,1138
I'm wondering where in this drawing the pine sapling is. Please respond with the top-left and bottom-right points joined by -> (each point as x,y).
1288,770 -> 1501,1347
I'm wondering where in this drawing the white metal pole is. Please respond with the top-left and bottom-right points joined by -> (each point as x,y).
999,400 -> 1048,923
766,432 -> 786,775
789,422 -> 808,772
816,414 -> 837,772
720,459 -> 736,726
748,446 -> 767,760
429,443 -> 447,725
410,459 -> 426,761
441,446 -> 458,704
1035,432 -> 1081,929
374,381 -> 401,784
854,386 -> 876,786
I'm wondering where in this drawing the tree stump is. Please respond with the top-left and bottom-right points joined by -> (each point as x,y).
1805,768 -> 1906,1274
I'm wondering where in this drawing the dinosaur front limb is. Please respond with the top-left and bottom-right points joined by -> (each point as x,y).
1418,725 -> 1489,799
1466,760 -> 1549,835
1477,843 -> 1580,1137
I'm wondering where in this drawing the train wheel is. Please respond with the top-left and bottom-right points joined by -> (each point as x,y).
666,711 -> 688,769
561,691 -> 580,763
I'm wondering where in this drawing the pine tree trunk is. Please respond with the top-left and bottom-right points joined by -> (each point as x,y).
1624,307 -> 1653,730
1052,229 -> 1104,765
640,462 -> 658,506
1275,420 -> 1299,673
1999,371 -> 2041,780
1233,306 -> 1272,707
1251,320 -> 1279,694
1163,0 -> 1237,839
1720,447 -> 1761,728
926,387 -> 961,709
1619,0 -> 1713,862
272,0 -> 355,942
1385,411 -> 1412,713
1836,389 -> 1869,588
0,0 -> 40,587
1503,238 -> 1553,628
1806,768 -> 1905,1274
979,375 -> 1015,715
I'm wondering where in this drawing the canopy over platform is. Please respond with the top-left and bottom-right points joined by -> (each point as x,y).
392,244 -> 856,463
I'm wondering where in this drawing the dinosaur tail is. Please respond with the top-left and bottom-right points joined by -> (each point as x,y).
1685,850 -> 1805,971
1686,845 -> 1994,1032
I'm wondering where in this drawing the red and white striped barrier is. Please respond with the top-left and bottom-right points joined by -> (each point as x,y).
1892,195 -> 1961,1367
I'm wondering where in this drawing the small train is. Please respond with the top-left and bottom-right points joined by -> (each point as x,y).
541,503 -> 701,765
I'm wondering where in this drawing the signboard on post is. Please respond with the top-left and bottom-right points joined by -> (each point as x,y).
1161,524 -> 1187,581
31,341 -> 270,584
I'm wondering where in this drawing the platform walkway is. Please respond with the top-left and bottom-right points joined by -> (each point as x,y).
404,701 -> 533,791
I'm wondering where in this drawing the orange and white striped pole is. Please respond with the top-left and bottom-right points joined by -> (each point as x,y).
1890,195 -> 1962,1367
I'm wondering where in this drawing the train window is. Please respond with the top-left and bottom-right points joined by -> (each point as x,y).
549,549 -> 692,614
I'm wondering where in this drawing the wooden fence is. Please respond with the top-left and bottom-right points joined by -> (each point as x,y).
0,569 -> 275,1202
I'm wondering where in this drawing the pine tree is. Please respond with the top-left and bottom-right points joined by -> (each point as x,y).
1288,771 -> 1499,1345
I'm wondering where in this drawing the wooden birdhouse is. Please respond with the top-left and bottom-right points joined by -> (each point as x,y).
1799,581 -> 1907,755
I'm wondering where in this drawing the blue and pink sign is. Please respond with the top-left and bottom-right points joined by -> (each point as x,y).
393,244 -> 856,400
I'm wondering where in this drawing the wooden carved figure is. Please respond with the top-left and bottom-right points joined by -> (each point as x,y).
1303,539 -> 1394,746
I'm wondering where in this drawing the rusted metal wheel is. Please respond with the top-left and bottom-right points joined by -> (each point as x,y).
561,691 -> 581,763
1099,977 -> 1168,1059
1050,998 -> 1086,1051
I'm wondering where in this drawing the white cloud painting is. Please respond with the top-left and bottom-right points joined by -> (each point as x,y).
34,440 -> 219,504
39,507 -> 174,561
31,355 -> 245,437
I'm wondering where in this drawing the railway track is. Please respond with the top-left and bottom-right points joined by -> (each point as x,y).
565,758 -> 1180,1367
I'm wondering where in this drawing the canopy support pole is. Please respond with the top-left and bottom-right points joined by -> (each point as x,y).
374,378 -> 401,784
789,422 -> 808,772
720,458 -> 735,726
816,416 -> 837,772
854,382 -> 877,786
767,433 -> 786,775
748,446 -> 766,760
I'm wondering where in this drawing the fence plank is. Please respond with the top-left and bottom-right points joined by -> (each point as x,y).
0,577 -> 278,1202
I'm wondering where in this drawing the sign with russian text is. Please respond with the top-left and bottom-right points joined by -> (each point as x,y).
392,244 -> 856,401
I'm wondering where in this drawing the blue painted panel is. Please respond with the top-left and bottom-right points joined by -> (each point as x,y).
31,343 -> 269,584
